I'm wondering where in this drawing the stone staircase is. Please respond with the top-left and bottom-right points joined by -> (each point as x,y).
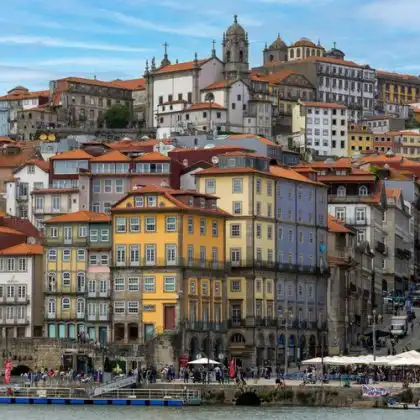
92,376 -> 137,397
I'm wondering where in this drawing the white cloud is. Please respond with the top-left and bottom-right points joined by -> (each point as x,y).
0,36 -> 148,52
0,65 -> 56,83
102,10 -> 221,38
361,0 -> 420,30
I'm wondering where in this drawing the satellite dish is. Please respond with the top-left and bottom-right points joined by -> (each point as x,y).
211,156 -> 219,165
182,159 -> 189,167
204,144 -> 215,149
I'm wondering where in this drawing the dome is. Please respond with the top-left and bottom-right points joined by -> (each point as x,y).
226,15 -> 245,36
292,37 -> 317,48
269,34 -> 287,50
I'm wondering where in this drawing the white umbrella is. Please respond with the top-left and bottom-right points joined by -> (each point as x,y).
301,357 -> 323,365
187,358 -> 221,365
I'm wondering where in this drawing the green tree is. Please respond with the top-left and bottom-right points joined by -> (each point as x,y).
104,104 -> 130,129
405,117 -> 420,130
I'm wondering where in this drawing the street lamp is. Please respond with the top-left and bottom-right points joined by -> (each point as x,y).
279,310 -> 294,376
367,309 -> 383,361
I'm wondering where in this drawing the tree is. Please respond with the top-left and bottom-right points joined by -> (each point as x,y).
104,104 -> 130,129
405,117 -> 420,130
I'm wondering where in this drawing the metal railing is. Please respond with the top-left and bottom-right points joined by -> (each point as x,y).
99,388 -> 201,402
93,376 -> 137,397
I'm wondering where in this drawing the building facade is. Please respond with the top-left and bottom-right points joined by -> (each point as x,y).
348,123 -> 374,156
44,211 -> 112,342
0,243 -> 44,338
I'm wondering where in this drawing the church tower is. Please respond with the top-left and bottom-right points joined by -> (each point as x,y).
223,15 -> 249,80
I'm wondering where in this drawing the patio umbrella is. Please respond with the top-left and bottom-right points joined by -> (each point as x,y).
187,358 -> 221,365
301,357 -> 323,365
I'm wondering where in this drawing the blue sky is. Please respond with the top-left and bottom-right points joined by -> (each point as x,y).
0,0 -> 418,92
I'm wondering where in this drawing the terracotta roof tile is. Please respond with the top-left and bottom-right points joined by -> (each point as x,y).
196,167 -> 274,177
0,243 -> 43,256
0,89 -> 49,101
291,56 -> 369,69
222,151 -> 267,158
153,59 -> 209,75
292,38 -> 318,48
202,80 -> 233,90
319,175 -> 375,182
386,188 -> 402,199
12,159 -> 49,174
135,152 -> 171,162
269,165 -> 325,186
251,70 -> 297,84
0,143 -> 39,168
50,149 -> 92,160
188,102 -> 226,111
0,226 -> 25,235
60,77 -> 132,90
328,215 -> 354,234
110,78 -> 145,90
90,150 -> 131,162
296,158 -> 352,169
45,210 -> 110,224
301,101 -> 346,110
376,70 -> 420,83
0,216 -> 41,238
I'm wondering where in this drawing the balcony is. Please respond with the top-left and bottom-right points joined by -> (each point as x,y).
45,286 -> 85,295
229,259 -> 277,270
396,248 -> 411,260
0,296 -> 30,304
328,195 -> 373,205
87,290 -> 110,299
184,320 -> 227,332
227,318 -> 246,328
87,313 -> 109,322
16,194 -> 28,202
0,317 -> 28,325
114,258 -> 227,271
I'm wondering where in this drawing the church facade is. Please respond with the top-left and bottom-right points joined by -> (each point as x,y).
144,16 -> 272,139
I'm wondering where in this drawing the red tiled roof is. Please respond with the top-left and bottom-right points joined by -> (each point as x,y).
328,215 -> 353,234
252,70 -> 298,85
135,152 -> 171,162
0,143 -> 39,168
319,175 -> 375,182
292,38 -> 318,48
294,56 -> 368,69
0,89 -> 49,101
376,70 -> 420,82
202,80 -> 233,90
45,210 -> 110,224
0,216 -> 41,238
0,226 -> 25,235
90,150 -> 131,162
13,159 -> 49,174
195,167 -> 274,177
222,151 -> 267,158
153,59 -> 209,74
386,188 -> 402,199
188,102 -> 226,111
301,101 -> 346,109
110,78 -> 145,90
50,149 -> 92,160
61,77 -> 133,90
269,165 -> 324,186
0,243 -> 43,256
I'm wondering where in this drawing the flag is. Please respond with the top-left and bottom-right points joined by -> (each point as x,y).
362,385 -> 389,397
4,360 -> 12,385
228,359 -> 236,378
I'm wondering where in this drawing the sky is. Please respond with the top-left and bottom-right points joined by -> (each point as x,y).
0,0 -> 419,92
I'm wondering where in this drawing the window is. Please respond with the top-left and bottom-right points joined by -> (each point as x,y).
143,276 -> 156,292
357,229 -> 366,244
115,179 -> 124,193
116,245 -> 126,264
267,181 -> 273,196
129,216 -> 140,232
77,249 -> 85,261
166,244 -> 177,265
337,185 -> 346,197
17,258 -> 27,272
232,178 -> 243,193
199,218 -> 206,235
267,225 -> 273,240
128,277 -> 139,292
205,179 -> 216,194
90,229 -> 98,242
62,272 -> 71,287
231,224 -> 241,237
165,216 -> 177,232
147,196 -> 157,207
145,216 -> 156,232
256,224 -> 262,239
62,298 -> 70,310
114,278 -> 125,291
79,226 -> 88,237
50,227 -> 58,238
359,185 -> 368,196
164,277 -> 176,292
48,299 -> 55,314
104,180 -> 112,193
48,249 -> 57,261
199,246 -> 206,265
212,221 -> 218,237
232,201 -> 242,215
256,202 -> 261,216
116,217 -> 126,233
130,245 -> 140,264
288,229 -> 293,242
100,229 -> 109,242
256,178 -> 262,194
128,301 -> 139,314
114,301 -> 125,314
355,207 -> 366,223
335,207 -> 346,221
299,231 -> 304,243
134,196 -> 144,207
62,248 -> 71,261
187,217 -> 194,234
231,279 -> 241,292
145,244 -> 156,265
230,248 -> 241,264
267,203 -> 272,218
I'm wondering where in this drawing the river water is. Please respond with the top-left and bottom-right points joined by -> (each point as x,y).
0,406 -> 416,420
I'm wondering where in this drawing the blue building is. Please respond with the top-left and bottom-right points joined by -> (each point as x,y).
270,165 -> 329,362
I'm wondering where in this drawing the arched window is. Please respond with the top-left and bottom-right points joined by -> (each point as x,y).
290,49 -> 294,59
77,272 -> 85,292
239,50 -> 244,61
359,185 -> 368,196
269,54 -> 274,62
296,48 -> 301,58
337,185 -> 346,197
77,298 -> 85,314
306,48 -> 310,57
317,49 -> 321,56
226,50 -> 231,62
48,298 -> 56,314
230,333 -> 246,344
47,272 -> 56,292
62,297 -> 70,310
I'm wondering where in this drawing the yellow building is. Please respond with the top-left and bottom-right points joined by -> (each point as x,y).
348,123 -> 374,156
111,186 -> 228,358
196,152 -> 276,364
44,211 -> 112,342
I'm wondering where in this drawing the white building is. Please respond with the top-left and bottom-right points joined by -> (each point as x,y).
292,101 -> 348,156
0,242 -> 44,338
145,16 -> 273,138
5,160 -> 49,225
